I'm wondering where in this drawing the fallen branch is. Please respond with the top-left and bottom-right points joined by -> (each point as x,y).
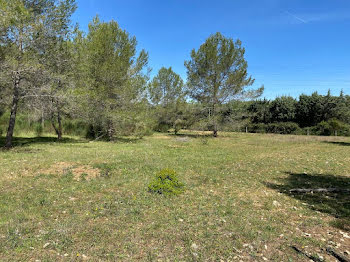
289,188 -> 350,193
326,247 -> 350,262
291,246 -> 323,262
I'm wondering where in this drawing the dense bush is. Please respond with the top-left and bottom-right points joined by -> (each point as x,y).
63,120 -> 88,137
312,119 -> 350,136
247,122 -> 301,134
148,169 -> 184,195
34,123 -> 43,137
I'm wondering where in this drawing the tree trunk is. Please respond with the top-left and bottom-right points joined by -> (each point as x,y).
107,120 -> 114,141
51,112 -> 62,141
212,103 -> 218,137
5,72 -> 21,148
51,97 -> 63,140
57,108 -> 62,140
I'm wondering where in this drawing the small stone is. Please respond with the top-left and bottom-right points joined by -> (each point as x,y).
273,201 -> 281,207
43,242 -> 50,248
191,243 -> 199,250
263,257 -> 268,261
64,253 -> 68,257
178,218 -> 184,222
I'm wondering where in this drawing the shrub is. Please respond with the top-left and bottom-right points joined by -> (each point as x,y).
200,135 -> 209,145
155,122 -> 171,133
266,122 -> 301,134
133,121 -> 154,138
148,169 -> 184,195
34,123 -> 43,137
246,123 -> 267,133
313,119 -> 350,136
174,119 -> 184,135
247,122 -> 301,134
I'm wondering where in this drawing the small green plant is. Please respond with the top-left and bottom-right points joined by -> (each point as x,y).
34,123 -> 43,137
174,119 -> 184,135
148,169 -> 184,195
200,136 -> 209,145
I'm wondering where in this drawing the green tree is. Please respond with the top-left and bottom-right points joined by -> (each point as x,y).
185,32 -> 263,137
148,67 -> 185,134
0,0 -> 57,147
270,96 -> 297,123
76,16 -> 149,140
248,99 -> 271,124
296,92 -> 324,127
40,0 -> 76,140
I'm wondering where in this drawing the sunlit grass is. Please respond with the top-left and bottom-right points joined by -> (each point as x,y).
0,132 -> 349,261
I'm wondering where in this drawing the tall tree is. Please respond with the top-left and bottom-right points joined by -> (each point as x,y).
38,0 -> 77,140
148,67 -> 185,133
76,16 -> 149,140
185,32 -> 263,136
0,0 -> 56,147
270,96 -> 297,123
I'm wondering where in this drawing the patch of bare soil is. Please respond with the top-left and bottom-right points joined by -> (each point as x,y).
40,162 -> 101,181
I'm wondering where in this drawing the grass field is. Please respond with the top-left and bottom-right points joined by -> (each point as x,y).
0,132 -> 349,261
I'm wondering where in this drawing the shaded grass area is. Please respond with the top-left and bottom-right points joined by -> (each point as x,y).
267,172 -> 350,230
0,136 -> 84,148
0,132 -> 350,261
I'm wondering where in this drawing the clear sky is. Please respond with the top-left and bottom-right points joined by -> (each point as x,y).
72,0 -> 350,99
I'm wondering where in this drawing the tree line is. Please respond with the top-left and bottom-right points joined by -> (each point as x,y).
245,91 -> 350,136
0,0 -> 263,147
1,1 -> 348,148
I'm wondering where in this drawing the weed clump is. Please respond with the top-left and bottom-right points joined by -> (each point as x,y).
148,169 -> 184,195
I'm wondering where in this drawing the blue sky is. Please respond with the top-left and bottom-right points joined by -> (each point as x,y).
72,0 -> 350,99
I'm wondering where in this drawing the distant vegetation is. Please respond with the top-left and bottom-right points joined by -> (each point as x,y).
0,1 -> 348,148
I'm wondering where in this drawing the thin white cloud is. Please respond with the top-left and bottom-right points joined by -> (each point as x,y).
285,11 -> 307,24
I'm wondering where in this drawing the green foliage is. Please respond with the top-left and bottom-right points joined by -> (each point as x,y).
313,119 -> 350,136
270,96 -> 297,122
247,122 -> 301,135
148,67 -> 186,135
149,67 -> 184,106
34,123 -> 43,137
63,120 -> 87,137
74,16 -> 150,140
148,169 -> 184,195
200,136 -> 209,145
174,119 -> 184,135
185,32 -> 263,136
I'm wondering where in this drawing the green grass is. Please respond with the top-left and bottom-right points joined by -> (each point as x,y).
0,132 -> 350,261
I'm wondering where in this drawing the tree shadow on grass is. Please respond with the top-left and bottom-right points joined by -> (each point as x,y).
266,172 -> 350,230
167,133 -> 213,139
113,137 -> 143,143
323,141 -> 350,146
0,136 -> 85,148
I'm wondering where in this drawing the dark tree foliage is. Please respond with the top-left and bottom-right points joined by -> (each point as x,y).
270,96 -> 297,123
248,99 -> 272,124
243,91 -> 350,136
